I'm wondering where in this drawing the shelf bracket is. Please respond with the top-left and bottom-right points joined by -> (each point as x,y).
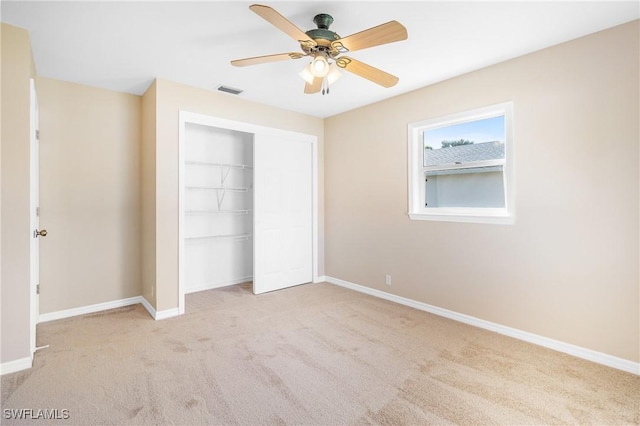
220,166 -> 232,185
216,188 -> 227,210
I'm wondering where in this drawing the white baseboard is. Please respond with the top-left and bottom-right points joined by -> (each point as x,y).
315,275 -> 327,283
185,277 -> 252,294
0,356 -> 32,376
140,297 -> 157,319
39,296 -> 145,323
325,276 -> 639,376
39,296 -> 182,323
155,308 -> 181,320
139,297 -> 180,321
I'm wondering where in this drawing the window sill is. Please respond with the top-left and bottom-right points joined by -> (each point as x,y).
408,209 -> 514,225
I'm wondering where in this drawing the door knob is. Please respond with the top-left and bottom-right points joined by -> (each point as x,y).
34,229 -> 47,238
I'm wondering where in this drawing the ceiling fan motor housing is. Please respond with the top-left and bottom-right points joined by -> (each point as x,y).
303,14 -> 341,56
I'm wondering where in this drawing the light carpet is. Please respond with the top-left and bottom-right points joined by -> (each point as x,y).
2,282 -> 638,425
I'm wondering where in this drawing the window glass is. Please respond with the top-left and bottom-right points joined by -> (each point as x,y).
424,115 -> 505,166
423,115 -> 505,208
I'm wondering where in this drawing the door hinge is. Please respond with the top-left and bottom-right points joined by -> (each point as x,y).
36,206 -> 40,217
36,284 -> 40,295
36,130 -> 40,140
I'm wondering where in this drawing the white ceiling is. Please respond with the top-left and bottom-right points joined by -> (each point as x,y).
2,1 -> 638,118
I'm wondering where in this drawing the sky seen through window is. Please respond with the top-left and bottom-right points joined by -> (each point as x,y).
424,115 -> 505,150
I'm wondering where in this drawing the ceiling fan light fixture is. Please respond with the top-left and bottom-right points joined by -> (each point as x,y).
311,54 -> 329,77
326,63 -> 342,86
299,63 -> 315,84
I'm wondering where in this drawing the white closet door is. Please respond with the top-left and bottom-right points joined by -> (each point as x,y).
253,134 -> 312,294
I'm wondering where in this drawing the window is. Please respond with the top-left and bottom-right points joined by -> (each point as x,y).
408,102 -> 514,224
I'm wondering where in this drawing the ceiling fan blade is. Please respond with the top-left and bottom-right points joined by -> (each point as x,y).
304,77 -> 322,94
332,21 -> 407,53
231,52 -> 305,67
336,57 -> 399,88
250,4 -> 317,47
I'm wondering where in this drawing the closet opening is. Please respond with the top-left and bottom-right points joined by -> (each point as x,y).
178,111 -> 319,315
183,123 -> 254,297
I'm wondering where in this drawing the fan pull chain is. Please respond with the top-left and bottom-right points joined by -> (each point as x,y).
322,76 -> 330,95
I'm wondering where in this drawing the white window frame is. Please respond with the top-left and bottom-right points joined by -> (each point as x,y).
408,102 -> 515,224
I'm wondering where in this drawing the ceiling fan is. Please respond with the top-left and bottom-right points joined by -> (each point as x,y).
231,4 -> 408,95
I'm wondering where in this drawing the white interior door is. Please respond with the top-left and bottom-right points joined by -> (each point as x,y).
29,78 -> 40,355
253,134 -> 312,294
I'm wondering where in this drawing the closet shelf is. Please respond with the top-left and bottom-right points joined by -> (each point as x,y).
186,209 -> 252,215
186,186 -> 250,192
186,161 -> 253,169
186,233 -> 252,241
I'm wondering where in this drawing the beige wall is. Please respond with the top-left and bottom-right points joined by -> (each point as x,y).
146,79 -> 324,311
37,77 -> 142,313
0,24 -> 34,364
324,21 -> 639,362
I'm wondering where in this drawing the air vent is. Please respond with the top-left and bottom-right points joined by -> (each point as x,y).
217,85 -> 243,95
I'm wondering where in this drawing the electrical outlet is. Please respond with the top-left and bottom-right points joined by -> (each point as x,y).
385,275 -> 392,286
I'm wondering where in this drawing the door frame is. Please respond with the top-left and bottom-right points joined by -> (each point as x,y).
29,78 -> 39,356
177,111 -> 319,315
